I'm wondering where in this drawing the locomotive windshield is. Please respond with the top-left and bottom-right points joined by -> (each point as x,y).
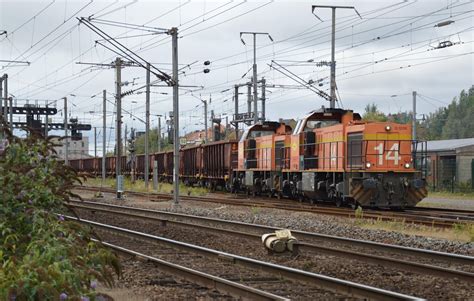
304,120 -> 339,130
248,130 -> 275,138
292,119 -> 340,134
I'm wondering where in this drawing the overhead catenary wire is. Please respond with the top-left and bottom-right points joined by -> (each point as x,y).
2,0 -> 94,70
7,1 -> 473,137
0,0 -> 56,41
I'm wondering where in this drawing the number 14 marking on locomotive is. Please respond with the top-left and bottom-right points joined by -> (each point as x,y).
374,143 -> 400,165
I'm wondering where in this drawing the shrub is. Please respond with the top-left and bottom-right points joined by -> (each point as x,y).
0,123 -> 120,300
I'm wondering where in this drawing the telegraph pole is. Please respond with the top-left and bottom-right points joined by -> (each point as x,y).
44,104 -> 48,137
94,127 -> 97,158
311,5 -> 360,108
145,63 -> 151,188
240,32 -> 273,124
252,34 -> 258,124
157,115 -> 162,152
234,85 -> 239,139
102,89 -> 106,184
261,77 -> 266,121
247,83 -> 252,117
211,110 -> 215,141
171,27 -> 179,206
412,91 -> 417,141
3,74 -> 8,124
63,97 -> 68,165
201,98 -> 208,143
8,97 -> 13,132
329,7 -> 336,107
130,128 -> 136,183
115,57 -> 123,199
124,124 -> 128,155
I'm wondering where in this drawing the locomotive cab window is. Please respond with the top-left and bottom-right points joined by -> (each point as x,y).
304,120 -> 339,131
293,120 -> 304,134
347,132 -> 363,168
248,130 -> 276,138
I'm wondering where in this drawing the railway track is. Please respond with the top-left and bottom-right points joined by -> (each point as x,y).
67,215 -> 422,300
76,185 -> 474,228
70,200 -> 474,279
96,240 -> 288,301
401,207 -> 474,222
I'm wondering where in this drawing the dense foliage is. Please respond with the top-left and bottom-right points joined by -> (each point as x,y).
134,127 -> 172,154
0,124 -> 120,300
362,86 -> 474,140
422,86 -> 474,140
362,103 -> 389,122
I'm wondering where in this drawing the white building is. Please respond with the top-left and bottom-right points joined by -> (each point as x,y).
52,136 -> 91,160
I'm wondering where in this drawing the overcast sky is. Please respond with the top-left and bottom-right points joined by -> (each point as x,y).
1,0 -> 473,154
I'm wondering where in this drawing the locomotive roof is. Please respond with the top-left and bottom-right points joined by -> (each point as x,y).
303,107 -> 362,121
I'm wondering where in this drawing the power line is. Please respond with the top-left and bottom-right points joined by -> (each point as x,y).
3,0 -> 94,70
0,0 -> 56,40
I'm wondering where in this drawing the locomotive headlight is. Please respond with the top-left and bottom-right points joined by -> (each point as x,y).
404,163 -> 411,169
385,125 -> 391,131
366,162 -> 372,168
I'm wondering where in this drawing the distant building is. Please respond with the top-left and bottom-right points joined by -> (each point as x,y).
51,136 -> 92,160
278,118 -> 297,131
183,125 -> 226,145
425,138 -> 474,190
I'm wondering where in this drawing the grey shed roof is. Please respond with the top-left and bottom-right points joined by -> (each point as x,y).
426,138 -> 474,152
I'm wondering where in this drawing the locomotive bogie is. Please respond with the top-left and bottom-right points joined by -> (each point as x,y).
349,172 -> 427,208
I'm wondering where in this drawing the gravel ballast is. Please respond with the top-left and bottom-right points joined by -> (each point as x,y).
74,190 -> 473,300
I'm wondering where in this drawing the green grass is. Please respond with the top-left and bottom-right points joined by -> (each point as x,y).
353,208 -> 474,242
427,191 -> 474,200
82,177 -> 209,197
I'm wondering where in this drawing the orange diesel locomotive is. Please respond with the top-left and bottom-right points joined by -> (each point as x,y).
233,107 -> 427,208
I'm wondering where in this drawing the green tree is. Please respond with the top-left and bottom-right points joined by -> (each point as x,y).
362,103 -> 388,122
0,122 -> 120,300
420,86 -> 474,140
134,127 -> 172,154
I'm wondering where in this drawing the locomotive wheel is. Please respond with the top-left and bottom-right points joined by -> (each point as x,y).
351,202 -> 360,210
267,191 -> 273,198
298,194 -> 304,203
335,198 -> 343,207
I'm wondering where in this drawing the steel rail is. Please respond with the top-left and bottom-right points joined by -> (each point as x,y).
72,202 -> 474,282
68,216 -> 422,301
94,240 -> 289,301
76,186 -> 471,227
406,207 -> 474,215
70,200 -> 474,266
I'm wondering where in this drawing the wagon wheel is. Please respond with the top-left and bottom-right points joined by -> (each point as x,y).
298,194 -> 304,203
225,182 -> 232,193
328,188 -> 341,207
